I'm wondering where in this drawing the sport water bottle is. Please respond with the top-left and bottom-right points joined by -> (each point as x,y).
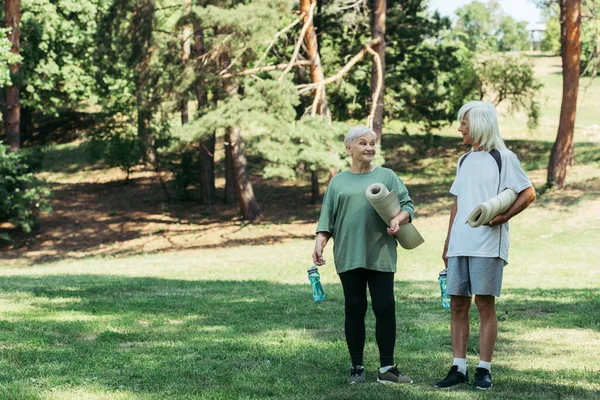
307,265 -> 326,302
438,268 -> 451,309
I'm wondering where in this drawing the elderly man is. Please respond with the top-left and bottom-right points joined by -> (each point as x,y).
436,101 -> 536,390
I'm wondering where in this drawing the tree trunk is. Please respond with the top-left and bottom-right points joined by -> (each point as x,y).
300,0 -> 328,116
133,0 -> 155,164
199,133 -> 216,205
137,97 -> 155,164
225,126 -> 262,221
180,0 -> 191,125
4,0 -> 21,151
547,0 -> 581,189
193,19 -> 216,205
300,0 -> 330,203
224,142 -> 237,205
370,0 -> 386,142
310,171 -> 319,204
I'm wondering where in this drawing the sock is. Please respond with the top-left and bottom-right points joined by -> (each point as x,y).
477,360 -> 491,372
353,364 -> 364,370
379,365 -> 393,373
453,358 -> 467,375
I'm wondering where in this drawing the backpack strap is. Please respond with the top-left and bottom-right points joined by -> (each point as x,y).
488,148 -> 502,175
458,148 -> 503,194
459,149 -> 502,174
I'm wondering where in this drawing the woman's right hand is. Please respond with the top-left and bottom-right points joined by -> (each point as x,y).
312,244 -> 326,266
312,232 -> 330,266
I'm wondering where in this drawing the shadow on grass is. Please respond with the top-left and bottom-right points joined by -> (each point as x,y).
0,275 -> 598,398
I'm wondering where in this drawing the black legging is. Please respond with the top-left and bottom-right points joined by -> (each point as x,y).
338,268 -> 396,367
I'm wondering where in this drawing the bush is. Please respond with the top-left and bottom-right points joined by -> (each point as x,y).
84,117 -> 143,182
0,142 -> 52,233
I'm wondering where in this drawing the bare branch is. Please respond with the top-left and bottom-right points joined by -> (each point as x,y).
365,45 -> 382,130
279,2 -> 317,81
296,38 -> 381,94
256,15 -> 305,69
311,84 -> 323,116
220,60 -> 312,78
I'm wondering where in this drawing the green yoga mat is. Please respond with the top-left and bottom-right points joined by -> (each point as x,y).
366,183 -> 425,250
466,189 -> 518,228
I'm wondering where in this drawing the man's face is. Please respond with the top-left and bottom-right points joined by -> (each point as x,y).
458,113 -> 473,146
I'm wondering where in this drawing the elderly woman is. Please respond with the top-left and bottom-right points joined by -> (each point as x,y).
312,126 -> 416,385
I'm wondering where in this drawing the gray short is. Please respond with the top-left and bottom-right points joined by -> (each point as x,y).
446,256 -> 507,297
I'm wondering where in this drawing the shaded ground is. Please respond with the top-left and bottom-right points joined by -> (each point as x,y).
1,135 -> 599,266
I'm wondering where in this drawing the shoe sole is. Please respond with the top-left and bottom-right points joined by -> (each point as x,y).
377,377 -> 413,384
434,382 -> 468,389
475,384 -> 493,390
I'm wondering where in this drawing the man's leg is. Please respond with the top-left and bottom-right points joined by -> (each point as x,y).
436,257 -> 472,388
451,295 -> 472,359
474,295 -> 497,363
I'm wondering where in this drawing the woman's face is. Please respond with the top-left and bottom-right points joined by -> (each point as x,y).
458,113 -> 474,146
347,133 -> 376,163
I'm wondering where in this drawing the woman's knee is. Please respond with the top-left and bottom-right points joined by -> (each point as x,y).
345,296 -> 368,317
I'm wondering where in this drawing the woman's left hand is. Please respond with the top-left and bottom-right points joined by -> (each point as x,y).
387,210 -> 410,235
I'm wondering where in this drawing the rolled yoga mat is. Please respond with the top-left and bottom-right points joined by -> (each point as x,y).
365,183 -> 425,250
466,189 -> 518,228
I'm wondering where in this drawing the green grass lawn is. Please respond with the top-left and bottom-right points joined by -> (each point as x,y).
1,186 -> 599,399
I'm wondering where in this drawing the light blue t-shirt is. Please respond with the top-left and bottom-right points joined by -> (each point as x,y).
447,148 -> 532,263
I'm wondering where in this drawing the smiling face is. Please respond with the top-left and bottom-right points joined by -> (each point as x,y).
346,133 -> 376,164
458,113 -> 474,146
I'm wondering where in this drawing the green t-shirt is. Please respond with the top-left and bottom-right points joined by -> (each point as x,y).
316,166 -> 415,274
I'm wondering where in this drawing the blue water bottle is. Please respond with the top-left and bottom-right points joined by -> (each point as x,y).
438,268 -> 451,309
308,265 -> 326,302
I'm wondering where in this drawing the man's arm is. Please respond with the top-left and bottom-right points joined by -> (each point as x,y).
488,186 -> 536,227
442,199 -> 458,269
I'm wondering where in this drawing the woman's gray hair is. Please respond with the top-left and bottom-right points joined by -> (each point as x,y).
344,126 -> 377,147
458,101 -> 506,151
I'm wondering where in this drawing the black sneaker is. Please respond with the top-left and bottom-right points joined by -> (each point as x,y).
474,367 -> 493,390
435,365 -> 469,388
347,365 -> 365,384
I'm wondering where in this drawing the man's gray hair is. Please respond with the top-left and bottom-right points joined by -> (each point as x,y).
344,126 -> 377,147
458,101 -> 506,151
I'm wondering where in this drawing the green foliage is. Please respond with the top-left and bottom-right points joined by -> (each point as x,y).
497,16 -> 530,52
84,116 -> 143,181
319,0 -> 467,127
540,16 -> 561,53
256,117 -> 347,180
0,142 -> 52,233
455,0 -> 502,51
474,54 -> 543,129
0,28 -> 22,88
19,0 -> 111,114
454,0 -> 530,52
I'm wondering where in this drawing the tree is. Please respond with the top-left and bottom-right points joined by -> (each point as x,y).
473,54 -> 543,129
497,16 -> 530,51
547,0 -> 582,189
299,0 -> 330,202
3,0 -> 20,151
370,0 -> 385,141
454,0 -> 502,52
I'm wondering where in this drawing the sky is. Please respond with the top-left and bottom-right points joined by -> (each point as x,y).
428,0 -> 544,26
